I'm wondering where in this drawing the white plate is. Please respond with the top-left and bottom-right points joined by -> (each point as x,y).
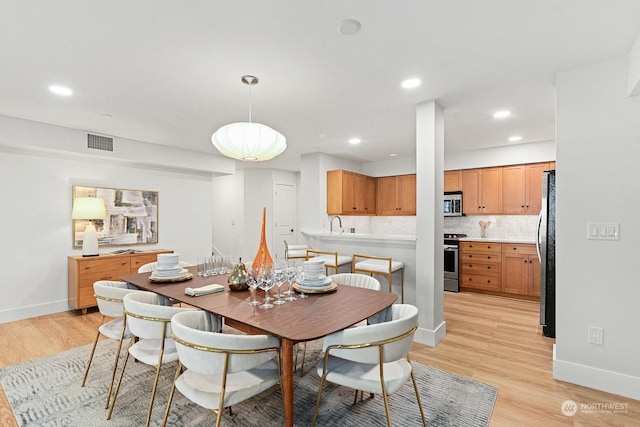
302,277 -> 332,287
151,268 -> 188,278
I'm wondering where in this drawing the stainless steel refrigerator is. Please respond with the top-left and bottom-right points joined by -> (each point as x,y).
537,170 -> 556,338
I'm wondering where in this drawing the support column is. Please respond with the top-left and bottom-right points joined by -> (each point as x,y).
414,100 -> 445,346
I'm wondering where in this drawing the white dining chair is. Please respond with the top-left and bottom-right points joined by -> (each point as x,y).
162,310 -> 282,427
81,280 -> 138,409
107,291 -> 207,427
296,272 -> 384,376
311,304 -> 426,427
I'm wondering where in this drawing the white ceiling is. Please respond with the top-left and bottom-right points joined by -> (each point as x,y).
1,1 -> 639,171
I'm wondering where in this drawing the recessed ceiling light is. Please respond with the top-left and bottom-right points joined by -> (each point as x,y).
338,19 -> 361,35
493,110 -> 511,118
349,138 -> 361,144
401,78 -> 421,89
49,85 -> 73,96
389,153 -> 398,157
508,135 -> 522,142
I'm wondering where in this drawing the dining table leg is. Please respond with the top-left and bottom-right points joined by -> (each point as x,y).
281,338 -> 295,427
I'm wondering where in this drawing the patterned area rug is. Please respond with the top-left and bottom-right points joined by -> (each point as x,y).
0,339 -> 497,426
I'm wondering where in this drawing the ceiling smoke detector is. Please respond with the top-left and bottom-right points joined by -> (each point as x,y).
338,19 -> 361,35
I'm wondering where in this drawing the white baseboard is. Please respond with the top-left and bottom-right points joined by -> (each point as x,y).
414,321 -> 446,347
0,300 -> 71,324
553,344 -> 640,400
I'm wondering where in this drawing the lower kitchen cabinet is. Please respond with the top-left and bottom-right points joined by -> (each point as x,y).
501,244 -> 540,297
460,241 -> 540,299
460,241 -> 502,292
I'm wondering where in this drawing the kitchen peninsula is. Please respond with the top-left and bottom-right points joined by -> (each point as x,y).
300,229 -> 416,303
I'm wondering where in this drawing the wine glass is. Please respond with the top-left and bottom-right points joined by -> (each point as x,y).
272,261 -> 287,305
246,268 -> 261,306
258,265 -> 275,309
295,263 -> 308,299
283,262 -> 297,301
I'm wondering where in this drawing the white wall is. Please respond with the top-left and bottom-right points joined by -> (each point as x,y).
445,140 -> 556,171
554,56 -> 640,399
0,119 -> 217,323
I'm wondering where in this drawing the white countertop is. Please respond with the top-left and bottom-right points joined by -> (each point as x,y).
459,237 -> 536,245
301,229 -> 416,245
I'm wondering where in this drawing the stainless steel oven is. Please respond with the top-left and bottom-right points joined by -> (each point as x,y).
444,233 -> 466,292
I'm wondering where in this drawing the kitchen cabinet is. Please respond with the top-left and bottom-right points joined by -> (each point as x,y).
377,174 -> 416,216
502,162 -> 550,214
460,241 -> 502,292
327,170 -> 376,215
461,167 -> 503,215
501,244 -> 540,297
68,249 -> 172,314
444,170 -> 462,192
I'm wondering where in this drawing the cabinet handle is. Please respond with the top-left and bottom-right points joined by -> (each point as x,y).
122,262 -> 127,265
487,266 -> 491,269
524,260 -> 528,263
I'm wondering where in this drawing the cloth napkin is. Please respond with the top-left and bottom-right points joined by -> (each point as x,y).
185,284 -> 225,296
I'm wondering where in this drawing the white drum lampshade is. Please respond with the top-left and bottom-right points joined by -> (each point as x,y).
72,197 -> 107,257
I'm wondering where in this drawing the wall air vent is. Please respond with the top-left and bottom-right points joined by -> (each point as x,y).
87,133 -> 114,152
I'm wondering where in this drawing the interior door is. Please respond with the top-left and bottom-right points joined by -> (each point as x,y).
273,183 -> 296,260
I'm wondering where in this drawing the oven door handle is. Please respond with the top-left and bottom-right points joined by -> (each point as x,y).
444,245 -> 458,251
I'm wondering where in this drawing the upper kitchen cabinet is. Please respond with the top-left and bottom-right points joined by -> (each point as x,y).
327,170 -> 376,215
444,170 -> 462,192
462,167 -> 503,215
377,174 -> 416,216
503,162 -> 550,214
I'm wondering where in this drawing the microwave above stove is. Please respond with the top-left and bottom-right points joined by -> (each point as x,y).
444,191 -> 463,216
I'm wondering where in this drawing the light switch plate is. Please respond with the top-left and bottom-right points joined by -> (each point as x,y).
587,223 -> 619,240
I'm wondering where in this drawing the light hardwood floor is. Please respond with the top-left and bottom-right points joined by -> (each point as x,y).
0,292 -> 638,426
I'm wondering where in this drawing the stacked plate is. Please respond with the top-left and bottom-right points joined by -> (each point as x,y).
151,254 -> 188,278
301,258 -> 332,288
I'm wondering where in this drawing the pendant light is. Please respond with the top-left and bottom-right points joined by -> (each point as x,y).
211,75 -> 286,161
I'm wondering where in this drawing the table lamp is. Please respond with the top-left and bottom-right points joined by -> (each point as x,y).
72,197 -> 107,257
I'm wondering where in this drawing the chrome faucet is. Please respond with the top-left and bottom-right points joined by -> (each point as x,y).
330,215 -> 342,234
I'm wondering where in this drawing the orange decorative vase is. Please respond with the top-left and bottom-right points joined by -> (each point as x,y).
252,207 -> 273,271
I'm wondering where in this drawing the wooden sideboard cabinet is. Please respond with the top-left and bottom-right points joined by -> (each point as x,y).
68,249 -> 173,314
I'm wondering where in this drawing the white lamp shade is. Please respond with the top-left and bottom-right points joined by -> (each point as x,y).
72,197 -> 107,220
212,121 -> 286,161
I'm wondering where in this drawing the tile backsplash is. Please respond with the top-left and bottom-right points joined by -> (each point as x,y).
326,214 -> 538,241
444,215 -> 538,241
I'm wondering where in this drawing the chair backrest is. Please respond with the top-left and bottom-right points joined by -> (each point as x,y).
123,291 -> 193,340
171,310 -> 279,375
137,261 -> 194,273
284,240 -> 308,260
328,273 -> 381,290
322,304 -> 418,364
93,280 -> 138,318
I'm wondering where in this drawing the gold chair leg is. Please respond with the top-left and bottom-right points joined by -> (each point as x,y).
107,336 -> 134,420
161,360 -> 182,427
300,342 -> 307,377
145,333 -> 167,427
105,319 -> 128,409
81,327 -> 102,387
410,369 -> 427,427
311,369 -> 328,427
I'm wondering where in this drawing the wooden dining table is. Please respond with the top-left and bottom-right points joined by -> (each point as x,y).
121,266 -> 397,427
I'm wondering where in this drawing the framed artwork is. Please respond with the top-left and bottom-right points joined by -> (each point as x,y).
72,185 -> 159,248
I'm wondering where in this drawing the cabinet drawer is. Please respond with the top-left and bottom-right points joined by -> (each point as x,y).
78,267 -> 131,287
131,254 -> 160,271
461,273 -> 501,291
460,252 -> 501,263
502,244 -> 536,255
460,242 -> 501,253
78,257 -> 131,275
461,262 -> 501,275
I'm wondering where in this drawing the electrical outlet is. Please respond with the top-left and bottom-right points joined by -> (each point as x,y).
588,326 -> 604,345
